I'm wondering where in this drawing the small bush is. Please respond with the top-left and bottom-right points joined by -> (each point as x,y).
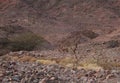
9,33 -> 44,51
82,30 -> 99,39
106,40 -> 119,48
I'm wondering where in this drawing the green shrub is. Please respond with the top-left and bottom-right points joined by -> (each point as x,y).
9,33 -> 44,51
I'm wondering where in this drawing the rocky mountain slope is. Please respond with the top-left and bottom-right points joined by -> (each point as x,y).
0,0 -> 120,83
0,0 -> 120,45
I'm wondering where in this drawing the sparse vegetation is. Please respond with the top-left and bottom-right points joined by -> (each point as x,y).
1,0 -> 120,82
80,57 -> 120,70
0,25 -> 47,54
82,30 -> 99,39
106,40 -> 119,48
9,33 -> 45,51
7,54 -> 119,70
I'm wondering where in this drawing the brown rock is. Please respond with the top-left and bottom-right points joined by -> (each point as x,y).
106,74 -> 116,79
0,70 -> 4,77
39,78 -> 48,83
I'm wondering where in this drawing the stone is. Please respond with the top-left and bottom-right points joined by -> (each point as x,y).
0,70 -> 4,77
39,78 -> 48,83
106,74 -> 116,79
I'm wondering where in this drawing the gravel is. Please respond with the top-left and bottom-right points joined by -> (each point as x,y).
0,60 -> 120,83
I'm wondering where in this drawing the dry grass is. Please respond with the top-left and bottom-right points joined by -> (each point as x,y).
80,57 -> 120,70
9,33 -> 44,51
97,60 -> 120,70
3,55 -> 120,70
14,56 -> 37,62
36,59 -> 56,65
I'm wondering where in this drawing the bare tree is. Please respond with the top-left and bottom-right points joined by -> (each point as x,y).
71,43 -> 79,69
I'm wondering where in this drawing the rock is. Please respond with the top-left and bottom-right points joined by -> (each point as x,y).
18,51 -> 24,55
0,51 -> 120,83
85,70 -> 96,77
80,77 -> 88,83
2,78 -> 9,82
0,70 -> 4,77
50,76 -> 58,81
20,78 -> 26,83
50,77 -> 56,80
33,79 -> 39,83
88,78 -> 97,83
106,74 -> 117,79
12,75 -> 21,82
39,78 -> 48,83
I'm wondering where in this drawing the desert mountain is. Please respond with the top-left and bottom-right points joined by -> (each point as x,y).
0,0 -> 120,46
0,0 -> 120,82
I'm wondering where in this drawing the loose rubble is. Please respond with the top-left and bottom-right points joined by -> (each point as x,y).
0,51 -> 120,83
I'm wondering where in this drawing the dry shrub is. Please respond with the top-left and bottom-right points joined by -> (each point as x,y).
106,40 -> 119,48
9,33 -> 44,51
82,30 -> 99,39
